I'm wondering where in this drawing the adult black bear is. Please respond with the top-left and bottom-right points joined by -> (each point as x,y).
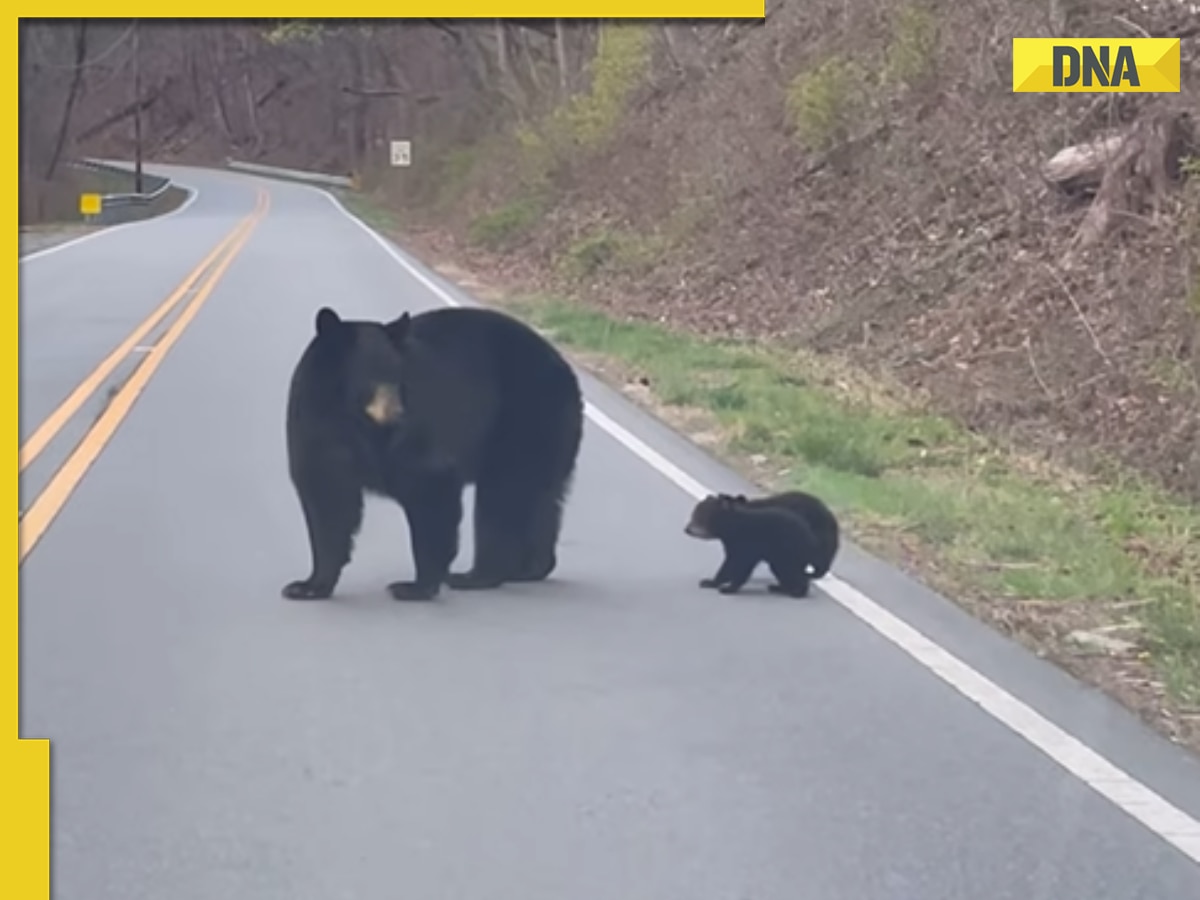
684,491 -> 838,598
282,305 -> 584,602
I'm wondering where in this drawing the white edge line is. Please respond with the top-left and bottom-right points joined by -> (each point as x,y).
312,184 -> 1200,867
18,176 -> 200,264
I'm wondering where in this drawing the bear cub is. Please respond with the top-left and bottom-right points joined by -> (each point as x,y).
725,491 -> 839,579
684,490 -> 839,598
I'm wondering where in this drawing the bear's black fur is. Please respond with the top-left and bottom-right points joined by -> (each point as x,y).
282,304 -> 584,602
684,492 -> 832,598
723,490 -> 839,579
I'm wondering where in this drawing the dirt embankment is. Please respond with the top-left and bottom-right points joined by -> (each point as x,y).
402,5 -> 1200,504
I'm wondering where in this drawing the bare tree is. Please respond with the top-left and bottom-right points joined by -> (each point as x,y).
554,20 -> 570,97
45,20 -> 89,180
20,19 -> 606,184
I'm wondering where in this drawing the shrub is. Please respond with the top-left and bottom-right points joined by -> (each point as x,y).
784,55 -> 868,153
466,194 -> 545,250
883,3 -> 940,89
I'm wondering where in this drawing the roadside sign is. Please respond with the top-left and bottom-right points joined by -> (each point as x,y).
79,192 -> 101,217
390,140 -> 411,167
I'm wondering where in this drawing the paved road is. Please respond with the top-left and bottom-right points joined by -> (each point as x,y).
19,226 -> 95,259
19,163 -> 1200,900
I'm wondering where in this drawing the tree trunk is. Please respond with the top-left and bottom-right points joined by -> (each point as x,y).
554,19 -> 569,97
493,19 -> 532,111
45,19 -> 89,180
1065,112 -> 1192,252
243,72 -> 262,154
208,30 -> 236,141
344,29 -> 369,170
19,20 -> 30,223
495,19 -> 510,83
239,30 -> 263,154
515,28 -> 547,96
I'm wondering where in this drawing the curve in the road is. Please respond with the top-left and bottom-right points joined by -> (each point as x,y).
18,172 -> 200,264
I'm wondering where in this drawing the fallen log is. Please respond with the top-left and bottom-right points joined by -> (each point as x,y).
1042,132 -> 1127,195
1051,111 -> 1194,250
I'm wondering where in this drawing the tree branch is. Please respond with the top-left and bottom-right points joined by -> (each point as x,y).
340,85 -> 440,103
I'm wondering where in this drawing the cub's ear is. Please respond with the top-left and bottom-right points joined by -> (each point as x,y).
315,307 -> 343,338
384,311 -> 412,345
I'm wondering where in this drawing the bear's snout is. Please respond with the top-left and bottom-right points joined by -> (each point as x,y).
364,384 -> 403,425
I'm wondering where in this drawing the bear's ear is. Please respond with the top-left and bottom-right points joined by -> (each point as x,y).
315,307 -> 343,338
384,311 -> 412,346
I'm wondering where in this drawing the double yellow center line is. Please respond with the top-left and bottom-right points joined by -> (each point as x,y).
18,187 -> 271,562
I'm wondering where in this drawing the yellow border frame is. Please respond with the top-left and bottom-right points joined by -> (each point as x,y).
13,17 -> 50,897
12,13 -> 764,897
22,5 -> 765,16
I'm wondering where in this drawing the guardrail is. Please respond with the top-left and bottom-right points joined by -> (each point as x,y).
226,158 -> 356,189
69,157 -> 181,225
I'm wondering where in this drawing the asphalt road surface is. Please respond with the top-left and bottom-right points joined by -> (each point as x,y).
19,163 -> 1200,900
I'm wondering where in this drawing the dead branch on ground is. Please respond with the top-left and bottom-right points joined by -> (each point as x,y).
1046,111 -> 1194,250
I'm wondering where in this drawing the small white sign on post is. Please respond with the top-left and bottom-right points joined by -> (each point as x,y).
390,140 -> 412,167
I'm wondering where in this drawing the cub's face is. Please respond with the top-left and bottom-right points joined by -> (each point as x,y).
684,494 -> 746,540
684,495 -> 723,539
